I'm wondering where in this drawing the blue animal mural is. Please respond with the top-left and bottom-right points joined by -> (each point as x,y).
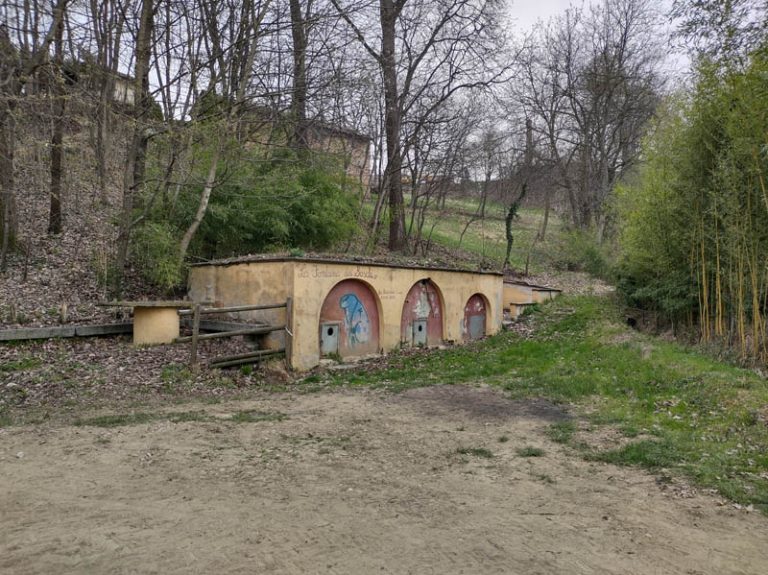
340,293 -> 370,347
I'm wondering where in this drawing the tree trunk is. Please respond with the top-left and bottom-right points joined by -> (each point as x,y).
95,78 -> 112,206
178,146 -> 220,264
0,102 -> 16,272
537,189 -> 551,241
381,0 -> 406,251
48,13 -> 65,235
289,0 -> 309,150
503,184 -> 527,270
114,0 -> 154,295
0,27 -> 17,272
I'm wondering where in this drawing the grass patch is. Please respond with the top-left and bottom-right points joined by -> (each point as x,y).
456,447 -> 494,459
0,409 -> 13,427
590,439 -> 680,470
546,421 -> 576,444
517,446 -> 545,457
364,194 -> 564,272
73,409 -> 286,427
166,411 -> 211,423
229,410 -> 286,423
159,364 -> 195,392
74,411 -> 212,427
74,412 -> 161,427
329,294 -> 768,512
0,356 -> 42,372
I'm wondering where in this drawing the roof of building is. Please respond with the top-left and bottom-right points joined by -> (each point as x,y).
307,121 -> 371,142
190,253 -> 503,276
503,279 -> 563,292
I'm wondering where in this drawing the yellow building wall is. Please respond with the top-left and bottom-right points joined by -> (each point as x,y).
188,261 -> 293,350
289,262 -> 501,370
531,289 -> 561,303
133,307 -> 180,345
503,283 -> 534,305
189,259 -> 503,371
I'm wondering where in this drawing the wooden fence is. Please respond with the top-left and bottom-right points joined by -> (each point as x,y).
176,299 -> 292,370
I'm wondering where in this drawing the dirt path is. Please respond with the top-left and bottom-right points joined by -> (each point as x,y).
1,385 -> 765,575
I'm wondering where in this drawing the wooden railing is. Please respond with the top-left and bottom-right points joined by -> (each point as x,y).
176,299 -> 292,370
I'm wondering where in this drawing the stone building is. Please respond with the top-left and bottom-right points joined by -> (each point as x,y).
188,256 -> 503,371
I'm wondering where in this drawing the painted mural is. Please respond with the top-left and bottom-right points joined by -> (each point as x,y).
400,280 -> 443,346
319,279 -> 380,358
461,294 -> 487,341
340,293 -> 370,346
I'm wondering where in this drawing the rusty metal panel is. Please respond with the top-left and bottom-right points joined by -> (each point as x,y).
319,279 -> 380,358
468,315 -> 485,339
412,319 -> 428,346
320,322 -> 340,355
462,294 -> 487,341
400,280 -> 443,346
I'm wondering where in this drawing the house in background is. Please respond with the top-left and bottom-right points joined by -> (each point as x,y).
305,122 -> 372,189
61,61 -> 137,106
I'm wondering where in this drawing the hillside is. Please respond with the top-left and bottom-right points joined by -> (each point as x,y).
0,100 -> 160,328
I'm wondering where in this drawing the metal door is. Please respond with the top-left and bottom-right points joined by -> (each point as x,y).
463,294 -> 487,341
412,320 -> 428,346
320,322 -> 340,355
468,315 -> 485,340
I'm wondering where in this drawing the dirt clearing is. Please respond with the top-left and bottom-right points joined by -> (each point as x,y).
1,385 -> 766,574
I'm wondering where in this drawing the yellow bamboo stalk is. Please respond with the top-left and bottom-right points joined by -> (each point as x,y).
737,247 -> 746,358
753,147 -> 768,215
714,206 -> 724,337
700,222 -> 710,342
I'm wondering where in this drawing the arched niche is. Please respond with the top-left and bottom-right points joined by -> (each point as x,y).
400,279 -> 444,347
462,293 -> 489,341
319,279 -> 381,358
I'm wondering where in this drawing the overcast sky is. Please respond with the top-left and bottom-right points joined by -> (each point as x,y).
505,0 -> 689,75
507,0 -> 578,32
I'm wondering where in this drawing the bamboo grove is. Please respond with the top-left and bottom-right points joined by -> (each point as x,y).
618,47 -> 768,362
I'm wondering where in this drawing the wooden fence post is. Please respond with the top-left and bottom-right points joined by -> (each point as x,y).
190,302 -> 201,371
285,296 -> 293,369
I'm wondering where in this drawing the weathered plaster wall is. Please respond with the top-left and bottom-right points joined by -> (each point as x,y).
133,307 -> 180,345
290,261 -> 502,371
503,281 -> 561,307
190,259 -> 502,371
188,261 -> 293,349
532,289 -> 559,303
503,282 -> 534,305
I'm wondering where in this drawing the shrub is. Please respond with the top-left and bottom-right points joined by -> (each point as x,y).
132,221 -> 184,291
547,228 -> 613,279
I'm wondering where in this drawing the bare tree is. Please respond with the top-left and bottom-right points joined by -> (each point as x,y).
331,0 -> 507,252
114,0 -> 155,292
289,0 -> 309,149
0,0 -> 69,271
47,2 -> 65,234
511,0 -> 663,238
89,0 -> 130,206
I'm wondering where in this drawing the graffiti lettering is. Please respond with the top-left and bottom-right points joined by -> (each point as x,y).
298,265 -> 341,279
298,264 -> 377,281
314,266 -> 341,279
353,266 -> 377,280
